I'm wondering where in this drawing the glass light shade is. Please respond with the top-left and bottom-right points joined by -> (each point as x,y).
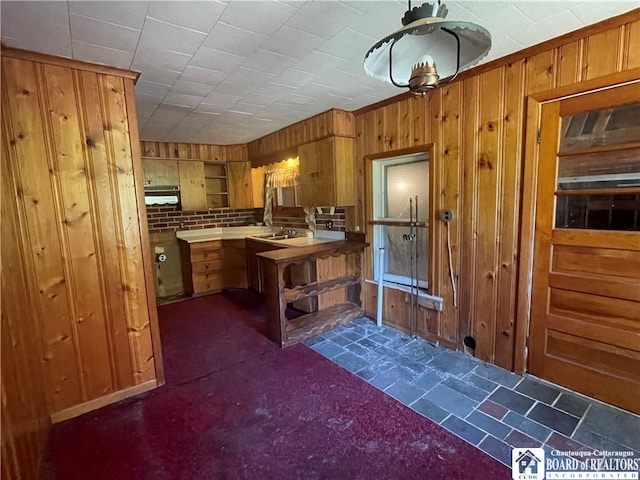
364,14 -> 491,85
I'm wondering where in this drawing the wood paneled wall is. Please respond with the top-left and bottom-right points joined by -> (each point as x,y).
1,47 -> 160,435
141,140 -> 248,162
247,108 -> 354,166
355,10 -> 640,370
1,125 -> 51,480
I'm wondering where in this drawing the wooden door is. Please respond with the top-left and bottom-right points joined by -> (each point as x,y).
178,160 -> 207,211
529,82 -> 640,413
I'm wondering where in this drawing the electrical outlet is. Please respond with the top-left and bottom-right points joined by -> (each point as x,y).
440,209 -> 455,222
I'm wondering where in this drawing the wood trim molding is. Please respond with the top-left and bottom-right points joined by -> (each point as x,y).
354,8 -> 640,116
125,80 -> 166,387
50,380 -> 158,424
1,45 -> 140,82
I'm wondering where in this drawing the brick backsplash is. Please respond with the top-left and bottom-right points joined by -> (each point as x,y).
146,205 -> 257,233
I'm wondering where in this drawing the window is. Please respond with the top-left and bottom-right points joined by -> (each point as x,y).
555,102 -> 640,231
275,185 -> 300,207
371,153 -> 429,290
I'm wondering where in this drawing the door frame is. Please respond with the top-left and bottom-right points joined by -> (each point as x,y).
514,67 -> 640,374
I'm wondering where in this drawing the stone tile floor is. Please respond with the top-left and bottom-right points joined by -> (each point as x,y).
305,317 -> 640,466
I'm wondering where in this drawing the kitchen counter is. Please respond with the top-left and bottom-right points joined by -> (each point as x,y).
176,226 -> 344,247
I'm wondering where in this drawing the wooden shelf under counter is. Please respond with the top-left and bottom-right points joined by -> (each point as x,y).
257,240 -> 368,347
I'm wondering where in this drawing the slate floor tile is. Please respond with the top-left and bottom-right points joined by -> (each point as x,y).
411,398 -> 450,424
412,370 -> 444,391
463,373 -> 498,393
333,351 -> 369,373
345,342 -> 370,357
505,429 -> 541,448
466,410 -> 512,440
478,435 -> 512,466
442,416 -> 487,446
573,425 -> 632,454
428,350 -> 479,377
553,393 -> 590,419
515,377 -> 561,404
478,400 -> 509,420
339,330 -> 362,343
545,432 -> 592,454
580,403 -> 640,452
443,377 -> 488,402
370,370 -> 399,390
503,411 -> 552,443
424,385 -> 479,418
488,387 -> 535,415
473,363 -> 520,388
355,367 -> 378,381
385,379 -> 425,405
356,337 -> 380,349
330,334 -> 354,347
400,341 -> 441,361
310,340 -> 346,359
304,335 -> 324,346
367,333 -> 390,345
527,403 -> 579,437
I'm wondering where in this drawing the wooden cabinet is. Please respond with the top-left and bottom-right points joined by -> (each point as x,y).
142,158 -> 179,186
298,136 -> 355,207
178,161 -> 207,212
246,239 -> 284,293
179,240 -> 223,295
227,161 -> 254,208
222,239 -> 248,288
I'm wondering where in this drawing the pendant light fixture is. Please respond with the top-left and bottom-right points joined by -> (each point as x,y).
363,1 -> 491,95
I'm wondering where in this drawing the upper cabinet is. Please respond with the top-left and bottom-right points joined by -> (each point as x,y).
142,158 -> 179,186
178,161 -> 207,212
298,136 -> 355,207
227,161 -> 253,209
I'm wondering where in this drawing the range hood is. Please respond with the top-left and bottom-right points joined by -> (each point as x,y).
144,185 -> 180,206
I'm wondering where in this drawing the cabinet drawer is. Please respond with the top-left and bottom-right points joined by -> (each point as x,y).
192,259 -> 222,274
192,272 -> 223,294
190,242 -> 222,262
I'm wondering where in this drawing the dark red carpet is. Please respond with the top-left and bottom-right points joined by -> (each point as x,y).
42,291 -> 510,480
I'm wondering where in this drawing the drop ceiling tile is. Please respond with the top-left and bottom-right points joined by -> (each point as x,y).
171,80 -> 215,97
512,10 -> 582,47
241,50 -> 297,76
317,28 -> 375,61
72,41 -> 134,69
178,65 -> 228,86
1,36 -> 72,59
132,45 -> 192,72
255,82 -> 300,97
138,66 -> 182,86
271,68 -> 320,89
1,1 -> 70,26
570,1 -> 637,25
262,26 -> 325,59
286,92 -> 315,105
195,103 -> 230,114
136,79 -> 171,98
136,92 -> 166,105
219,0 -> 298,36
68,1 -> 149,30
347,1 -> 407,39
203,22 -> 268,57
202,91 -> 242,107
483,35 -> 525,63
1,15 -> 71,53
474,5 -> 534,41
239,92 -> 278,107
164,92 -> 204,108
341,1 -> 380,14
455,1 -> 513,20
232,102 -> 268,114
288,1 -> 364,40
70,14 -> 140,53
213,81 -> 257,97
139,17 -> 207,56
513,1 -> 581,23
290,50 -> 347,75
190,47 -> 247,73
148,108 -> 189,125
146,1 -> 226,33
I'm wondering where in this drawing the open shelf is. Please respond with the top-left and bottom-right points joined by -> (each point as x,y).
285,302 -> 363,346
283,276 -> 359,303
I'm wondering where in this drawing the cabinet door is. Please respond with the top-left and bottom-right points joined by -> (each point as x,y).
298,138 -> 336,207
142,159 -> 179,186
227,161 -> 253,209
178,161 -> 207,212
334,137 -> 355,206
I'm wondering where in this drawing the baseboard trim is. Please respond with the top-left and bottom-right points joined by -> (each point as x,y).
50,380 -> 158,423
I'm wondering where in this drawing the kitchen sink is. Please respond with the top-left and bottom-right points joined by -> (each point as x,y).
253,232 -> 308,241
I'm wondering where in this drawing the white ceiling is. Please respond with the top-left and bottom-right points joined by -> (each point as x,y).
1,1 -> 637,145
